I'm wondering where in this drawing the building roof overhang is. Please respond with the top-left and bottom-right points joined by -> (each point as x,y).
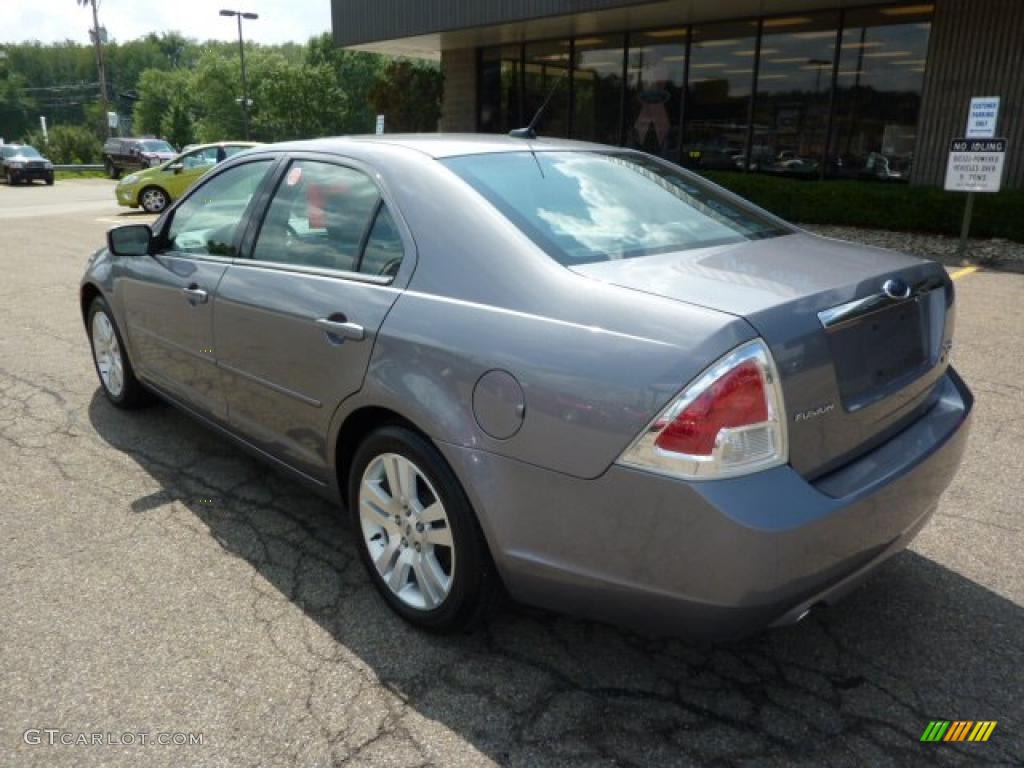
332,0 -> 920,57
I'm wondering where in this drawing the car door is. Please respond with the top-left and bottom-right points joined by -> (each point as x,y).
213,156 -> 412,482
119,157 -> 277,419
167,146 -> 222,200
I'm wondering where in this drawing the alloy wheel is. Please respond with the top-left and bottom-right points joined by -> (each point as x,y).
358,452 -> 455,611
91,310 -> 125,398
141,188 -> 168,213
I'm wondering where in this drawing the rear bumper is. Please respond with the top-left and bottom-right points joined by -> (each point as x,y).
439,368 -> 972,640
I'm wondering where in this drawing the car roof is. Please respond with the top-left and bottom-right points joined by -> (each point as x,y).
185,141 -> 262,151
264,133 -> 615,159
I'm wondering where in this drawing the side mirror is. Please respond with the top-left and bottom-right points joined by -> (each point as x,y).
169,162 -> 184,173
108,224 -> 153,257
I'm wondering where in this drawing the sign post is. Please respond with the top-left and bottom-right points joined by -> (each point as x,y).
375,114 -> 385,135
946,96 -> 1004,260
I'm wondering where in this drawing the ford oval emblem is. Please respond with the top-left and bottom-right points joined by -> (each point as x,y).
882,278 -> 911,300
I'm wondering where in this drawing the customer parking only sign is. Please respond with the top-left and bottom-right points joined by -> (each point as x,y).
944,138 -> 1007,193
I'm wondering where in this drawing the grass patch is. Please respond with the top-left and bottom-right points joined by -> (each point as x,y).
55,170 -> 109,181
703,171 -> 1024,243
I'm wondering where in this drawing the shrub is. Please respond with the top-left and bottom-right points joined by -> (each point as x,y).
22,124 -> 102,164
702,171 -> 1024,243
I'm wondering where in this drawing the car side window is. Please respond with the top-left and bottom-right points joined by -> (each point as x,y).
359,205 -> 405,278
182,147 -> 218,170
251,160 -> 380,273
163,160 -> 272,258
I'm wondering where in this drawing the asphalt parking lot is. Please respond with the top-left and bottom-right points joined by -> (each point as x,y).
1,178 -> 1022,768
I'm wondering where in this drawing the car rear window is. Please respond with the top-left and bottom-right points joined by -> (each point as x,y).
442,151 -> 790,266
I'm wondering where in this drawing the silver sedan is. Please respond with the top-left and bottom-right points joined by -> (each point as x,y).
80,136 -> 972,639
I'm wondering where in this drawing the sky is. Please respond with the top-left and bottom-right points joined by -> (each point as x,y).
1,0 -> 333,45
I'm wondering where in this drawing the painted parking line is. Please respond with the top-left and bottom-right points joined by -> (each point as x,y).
950,265 -> 981,281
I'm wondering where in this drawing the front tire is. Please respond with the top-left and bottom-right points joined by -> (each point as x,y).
139,186 -> 169,214
87,297 -> 151,409
348,426 -> 500,632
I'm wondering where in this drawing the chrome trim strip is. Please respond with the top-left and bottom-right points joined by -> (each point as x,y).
216,360 -> 323,408
817,276 -> 944,330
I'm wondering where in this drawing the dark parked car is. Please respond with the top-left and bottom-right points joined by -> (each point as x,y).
102,137 -> 176,179
81,135 -> 971,639
1,144 -> 54,185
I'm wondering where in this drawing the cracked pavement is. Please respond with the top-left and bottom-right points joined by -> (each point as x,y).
1,180 -> 1022,767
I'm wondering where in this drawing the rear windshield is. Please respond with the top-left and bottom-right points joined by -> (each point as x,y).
443,151 -> 790,265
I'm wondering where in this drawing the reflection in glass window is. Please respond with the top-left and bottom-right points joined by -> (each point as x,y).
682,21 -> 759,172
479,45 -> 522,134
359,206 -> 404,278
573,35 -> 625,146
625,29 -> 687,159
165,160 -> 272,257
524,40 -> 571,138
252,161 -> 381,272
830,5 -> 932,181
751,13 -> 839,177
181,147 -> 221,169
444,151 -> 788,266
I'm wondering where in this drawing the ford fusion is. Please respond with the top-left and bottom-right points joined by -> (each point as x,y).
80,136 -> 971,638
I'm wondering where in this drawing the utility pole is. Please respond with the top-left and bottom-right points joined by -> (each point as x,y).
85,0 -> 111,136
220,9 -> 259,140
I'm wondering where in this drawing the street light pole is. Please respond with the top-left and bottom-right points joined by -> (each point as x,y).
219,9 -> 259,140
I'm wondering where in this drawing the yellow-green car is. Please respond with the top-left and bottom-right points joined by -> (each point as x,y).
114,141 -> 261,213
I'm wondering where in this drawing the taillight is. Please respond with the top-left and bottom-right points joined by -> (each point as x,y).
618,339 -> 787,480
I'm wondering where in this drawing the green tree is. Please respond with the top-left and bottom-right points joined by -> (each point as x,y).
0,67 -> 36,142
251,59 -> 347,141
306,34 -> 384,133
190,52 -> 245,141
161,97 -> 194,149
133,68 -> 192,136
369,59 -> 444,133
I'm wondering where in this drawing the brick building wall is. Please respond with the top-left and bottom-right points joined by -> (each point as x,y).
440,48 -> 477,132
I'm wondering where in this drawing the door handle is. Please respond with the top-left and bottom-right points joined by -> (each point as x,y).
183,285 -> 208,305
317,316 -> 365,342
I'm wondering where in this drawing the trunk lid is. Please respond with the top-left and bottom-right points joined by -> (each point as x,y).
572,232 -> 955,479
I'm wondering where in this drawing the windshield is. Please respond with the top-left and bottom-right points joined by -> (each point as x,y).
139,140 -> 173,152
5,146 -> 43,159
443,151 -> 790,265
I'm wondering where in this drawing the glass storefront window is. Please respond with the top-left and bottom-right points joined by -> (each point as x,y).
830,5 -> 933,181
682,21 -> 759,171
524,40 -> 571,138
572,35 -> 626,145
625,29 -> 687,159
478,45 -> 522,134
751,13 -> 839,177
477,5 -> 933,182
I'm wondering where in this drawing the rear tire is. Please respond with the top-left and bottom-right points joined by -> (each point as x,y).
87,297 -> 152,409
105,160 -> 121,180
348,426 -> 500,632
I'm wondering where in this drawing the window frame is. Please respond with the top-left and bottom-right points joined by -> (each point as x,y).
236,152 -> 416,287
